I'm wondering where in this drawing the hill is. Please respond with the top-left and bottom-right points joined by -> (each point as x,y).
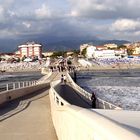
0,37 -> 130,53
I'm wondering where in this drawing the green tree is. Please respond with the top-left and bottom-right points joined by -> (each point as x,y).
72,49 -> 80,58
51,51 -> 64,58
127,48 -> 134,55
81,48 -> 87,57
118,45 -> 127,49
67,60 -> 72,65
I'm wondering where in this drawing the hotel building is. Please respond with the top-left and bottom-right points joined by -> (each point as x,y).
18,42 -> 42,58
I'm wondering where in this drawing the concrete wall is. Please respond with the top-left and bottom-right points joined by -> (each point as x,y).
49,81 -> 139,140
41,67 -> 52,75
0,83 -> 49,106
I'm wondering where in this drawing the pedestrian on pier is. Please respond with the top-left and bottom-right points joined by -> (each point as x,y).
63,75 -> 67,84
91,92 -> 96,108
61,74 -> 64,83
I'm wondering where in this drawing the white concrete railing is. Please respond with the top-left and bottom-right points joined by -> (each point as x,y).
50,80 -> 69,106
66,72 -> 121,110
41,67 -> 52,75
49,81 -> 139,140
0,82 -> 49,106
0,80 -> 38,92
38,70 -> 52,83
0,69 -> 52,93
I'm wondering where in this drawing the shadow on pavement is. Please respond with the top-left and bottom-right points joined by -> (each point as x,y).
54,84 -> 91,108
0,86 -> 50,118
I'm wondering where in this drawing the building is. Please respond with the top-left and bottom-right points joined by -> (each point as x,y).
42,51 -> 54,57
18,42 -> 42,58
133,47 -> 140,55
126,42 -> 140,55
80,44 -> 89,53
96,46 -> 107,51
114,49 -> 127,57
131,42 -> 140,55
93,50 -> 116,58
104,43 -> 118,49
66,51 -> 74,56
86,45 -> 96,58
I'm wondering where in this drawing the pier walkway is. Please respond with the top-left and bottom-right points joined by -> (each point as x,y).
0,72 -> 60,140
0,71 -> 92,140
0,71 -> 140,140
0,88 -> 57,140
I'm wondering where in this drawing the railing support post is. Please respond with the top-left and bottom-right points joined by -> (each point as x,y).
6,84 -> 9,91
13,83 -> 16,90
18,82 -> 20,89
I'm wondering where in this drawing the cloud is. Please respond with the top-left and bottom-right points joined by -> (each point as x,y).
0,0 -> 140,44
0,6 -> 5,23
22,22 -> 31,28
8,10 -> 16,17
35,4 -> 51,19
111,19 -> 140,32
69,0 -> 140,19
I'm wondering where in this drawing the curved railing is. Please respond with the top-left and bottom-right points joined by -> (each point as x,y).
50,80 -> 69,106
38,70 -> 52,83
66,72 -> 122,110
0,69 -> 52,93
49,80 -> 139,140
0,80 -> 38,92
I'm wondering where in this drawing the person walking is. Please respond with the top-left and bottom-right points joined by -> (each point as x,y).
91,92 -> 96,108
61,74 -> 64,83
63,75 -> 67,84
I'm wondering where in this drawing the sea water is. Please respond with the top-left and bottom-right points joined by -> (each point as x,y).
77,70 -> 140,111
0,71 -> 43,86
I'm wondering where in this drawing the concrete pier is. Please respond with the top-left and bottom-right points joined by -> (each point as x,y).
0,88 -> 58,140
1,71 -> 140,140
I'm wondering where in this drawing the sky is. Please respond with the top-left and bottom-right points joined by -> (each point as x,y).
0,0 -> 140,50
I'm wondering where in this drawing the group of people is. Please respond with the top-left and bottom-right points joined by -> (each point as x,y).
61,74 -> 67,84
49,65 -> 76,73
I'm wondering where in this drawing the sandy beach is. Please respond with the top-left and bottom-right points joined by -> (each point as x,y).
0,62 -> 45,73
78,63 -> 140,71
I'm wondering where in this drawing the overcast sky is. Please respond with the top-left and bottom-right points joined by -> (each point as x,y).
0,0 -> 140,44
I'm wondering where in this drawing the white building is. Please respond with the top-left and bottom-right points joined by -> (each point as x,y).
114,49 -> 127,57
80,44 -> 89,53
93,50 -> 116,58
86,45 -> 96,58
134,47 -> 140,54
18,42 -> 42,58
104,43 -> 118,49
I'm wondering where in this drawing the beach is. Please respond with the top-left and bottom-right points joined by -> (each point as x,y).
77,57 -> 140,72
78,62 -> 140,71
0,61 -> 46,73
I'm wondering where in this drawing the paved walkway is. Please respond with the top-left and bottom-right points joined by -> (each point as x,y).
0,89 -> 58,140
0,74 -> 59,140
0,71 -> 90,140
0,72 -> 67,140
